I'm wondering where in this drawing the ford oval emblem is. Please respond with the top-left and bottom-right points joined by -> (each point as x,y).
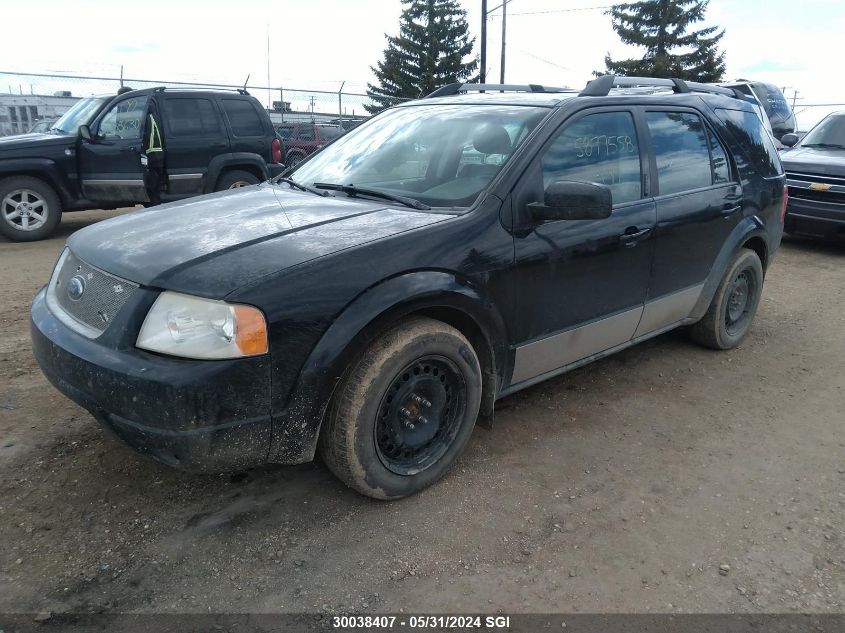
67,275 -> 86,301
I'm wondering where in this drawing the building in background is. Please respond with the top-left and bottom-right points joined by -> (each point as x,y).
0,92 -> 79,136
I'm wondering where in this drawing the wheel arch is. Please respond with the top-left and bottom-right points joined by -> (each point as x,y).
0,159 -> 74,206
205,154 -> 269,192
267,270 -> 509,464
689,216 -> 770,322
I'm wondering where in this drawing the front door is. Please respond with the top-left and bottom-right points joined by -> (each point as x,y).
509,108 -> 656,386
78,94 -> 149,202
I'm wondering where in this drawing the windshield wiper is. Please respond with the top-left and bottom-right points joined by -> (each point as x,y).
802,143 -> 845,149
312,183 -> 430,210
274,177 -> 331,197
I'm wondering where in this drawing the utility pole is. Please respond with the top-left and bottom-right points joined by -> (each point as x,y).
266,24 -> 272,109
499,0 -> 507,83
480,0 -> 487,84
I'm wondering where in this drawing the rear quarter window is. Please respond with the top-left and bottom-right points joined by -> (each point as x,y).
221,99 -> 265,137
715,108 -> 783,177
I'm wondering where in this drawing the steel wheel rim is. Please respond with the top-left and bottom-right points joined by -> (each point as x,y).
374,355 -> 467,476
2,189 -> 48,231
228,181 -> 251,189
725,268 -> 757,335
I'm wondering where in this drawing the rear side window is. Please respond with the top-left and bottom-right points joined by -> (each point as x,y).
317,126 -> 342,141
166,98 -> 220,137
277,125 -> 294,140
715,108 -> 783,177
646,112 -> 713,195
221,99 -> 265,136
708,128 -> 731,184
542,111 -> 642,205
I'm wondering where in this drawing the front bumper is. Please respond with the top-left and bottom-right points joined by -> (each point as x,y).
30,287 -> 273,472
785,194 -> 845,241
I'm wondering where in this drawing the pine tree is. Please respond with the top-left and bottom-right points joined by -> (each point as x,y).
366,0 -> 477,113
602,0 -> 726,82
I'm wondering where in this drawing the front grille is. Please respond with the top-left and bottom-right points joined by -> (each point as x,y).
48,249 -> 138,337
786,171 -> 845,207
785,171 -> 845,187
788,187 -> 845,205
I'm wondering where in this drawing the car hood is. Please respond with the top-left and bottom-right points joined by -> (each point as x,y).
0,132 -> 75,151
780,146 -> 845,176
68,183 -> 453,298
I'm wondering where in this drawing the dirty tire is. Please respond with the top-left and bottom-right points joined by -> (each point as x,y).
690,248 -> 764,350
0,176 -> 62,242
319,317 -> 482,500
215,170 -> 260,190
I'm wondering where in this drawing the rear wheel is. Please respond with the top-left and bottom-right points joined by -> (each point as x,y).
319,317 -> 482,499
286,152 -> 305,168
690,248 -> 764,350
0,176 -> 62,242
215,170 -> 260,190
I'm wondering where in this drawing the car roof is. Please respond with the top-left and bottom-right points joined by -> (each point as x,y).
402,91 -> 577,108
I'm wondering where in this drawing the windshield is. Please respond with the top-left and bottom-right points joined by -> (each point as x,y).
801,114 -> 845,147
52,96 -> 110,135
290,103 -> 548,208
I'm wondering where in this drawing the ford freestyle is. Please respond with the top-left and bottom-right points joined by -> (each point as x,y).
31,76 -> 786,499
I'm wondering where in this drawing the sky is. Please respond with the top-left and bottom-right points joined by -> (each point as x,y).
1,0 -> 844,129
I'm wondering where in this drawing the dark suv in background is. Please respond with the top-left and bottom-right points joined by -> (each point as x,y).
781,111 -> 845,241
276,122 -> 344,167
0,87 -> 283,241
32,76 -> 785,499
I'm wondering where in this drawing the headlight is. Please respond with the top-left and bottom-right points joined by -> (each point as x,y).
136,291 -> 268,359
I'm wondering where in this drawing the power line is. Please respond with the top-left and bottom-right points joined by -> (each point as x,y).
488,4 -> 611,18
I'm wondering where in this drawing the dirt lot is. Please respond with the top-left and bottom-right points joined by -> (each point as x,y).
0,210 -> 843,620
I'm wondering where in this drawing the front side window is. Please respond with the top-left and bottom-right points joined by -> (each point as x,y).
647,112 -> 713,196
97,96 -> 148,141
541,111 -> 642,205
292,104 -> 548,208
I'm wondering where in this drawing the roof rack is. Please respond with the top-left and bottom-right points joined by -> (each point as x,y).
156,86 -> 251,95
426,82 -> 574,98
579,75 -> 747,100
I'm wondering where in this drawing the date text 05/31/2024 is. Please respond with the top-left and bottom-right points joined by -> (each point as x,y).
332,615 -> 511,629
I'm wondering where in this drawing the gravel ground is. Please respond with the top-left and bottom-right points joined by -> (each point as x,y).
0,209 -> 843,620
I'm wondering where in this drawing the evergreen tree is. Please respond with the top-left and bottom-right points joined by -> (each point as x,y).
366,0 -> 477,113
602,0 -> 726,82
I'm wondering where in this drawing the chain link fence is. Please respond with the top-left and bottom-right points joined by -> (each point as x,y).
0,71 -> 406,136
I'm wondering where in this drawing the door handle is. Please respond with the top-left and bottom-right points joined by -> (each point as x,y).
120,146 -> 138,153
721,203 -> 741,215
620,226 -> 651,247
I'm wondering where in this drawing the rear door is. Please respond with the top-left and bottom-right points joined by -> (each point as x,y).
220,97 -> 269,161
160,95 -> 227,195
636,108 -> 741,337
78,94 -> 149,202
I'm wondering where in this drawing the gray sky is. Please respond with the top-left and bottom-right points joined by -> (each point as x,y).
2,0 -> 843,128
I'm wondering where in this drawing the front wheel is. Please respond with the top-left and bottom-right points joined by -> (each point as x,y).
689,248 -> 764,350
0,176 -> 62,242
319,317 -> 482,499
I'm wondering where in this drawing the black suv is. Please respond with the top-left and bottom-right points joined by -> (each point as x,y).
780,111 -> 845,241
0,87 -> 283,241
31,76 -> 786,499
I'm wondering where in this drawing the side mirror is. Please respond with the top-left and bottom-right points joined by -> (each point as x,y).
781,133 -> 799,148
528,180 -> 613,223
78,124 -> 93,142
